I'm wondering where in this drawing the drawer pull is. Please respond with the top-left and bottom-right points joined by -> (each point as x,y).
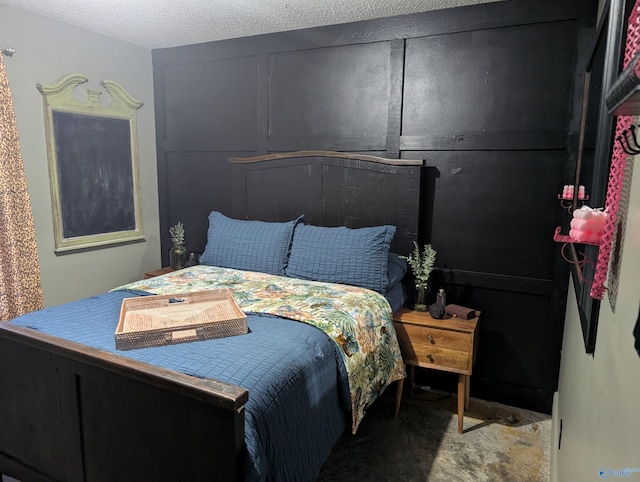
428,334 -> 434,344
427,354 -> 434,363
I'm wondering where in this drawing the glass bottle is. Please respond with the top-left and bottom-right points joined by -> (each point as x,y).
169,244 -> 187,269
429,288 -> 446,319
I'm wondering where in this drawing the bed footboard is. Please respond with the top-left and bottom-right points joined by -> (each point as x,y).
0,323 -> 248,482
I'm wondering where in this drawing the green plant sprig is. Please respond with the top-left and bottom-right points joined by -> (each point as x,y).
400,242 -> 437,286
169,221 -> 185,246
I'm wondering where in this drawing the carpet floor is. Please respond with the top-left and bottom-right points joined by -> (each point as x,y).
317,385 -> 551,482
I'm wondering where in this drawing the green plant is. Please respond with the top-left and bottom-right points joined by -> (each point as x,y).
401,242 -> 437,286
169,221 -> 185,246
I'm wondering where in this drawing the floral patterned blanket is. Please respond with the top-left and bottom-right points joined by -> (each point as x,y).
113,265 -> 405,432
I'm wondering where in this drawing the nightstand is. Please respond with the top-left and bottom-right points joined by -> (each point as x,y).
393,307 -> 480,433
143,267 -> 177,279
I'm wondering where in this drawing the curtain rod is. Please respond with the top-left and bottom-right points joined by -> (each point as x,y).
1,47 -> 15,57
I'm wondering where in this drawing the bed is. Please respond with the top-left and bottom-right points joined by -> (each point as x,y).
0,151 -> 423,482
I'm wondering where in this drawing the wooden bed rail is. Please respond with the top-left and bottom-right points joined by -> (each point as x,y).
0,323 -> 248,482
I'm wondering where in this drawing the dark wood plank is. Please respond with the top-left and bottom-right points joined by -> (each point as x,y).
229,152 -> 423,254
386,39 -> 404,157
434,268 -> 553,297
256,54 -> 269,155
0,338 -> 84,482
161,56 -> 258,151
164,151 -> 239,256
400,130 -> 568,151
416,150 -> 565,280
79,367 -> 244,482
266,136 -> 387,152
267,43 -> 390,145
0,324 -> 248,410
443,287 -> 562,413
401,20 -> 579,150
0,324 -> 247,482
153,62 -> 172,268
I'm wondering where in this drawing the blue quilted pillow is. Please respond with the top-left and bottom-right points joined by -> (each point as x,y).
285,224 -> 396,293
200,212 -> 302,276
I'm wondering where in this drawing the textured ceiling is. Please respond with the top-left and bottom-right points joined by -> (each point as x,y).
0,0 -> 502,49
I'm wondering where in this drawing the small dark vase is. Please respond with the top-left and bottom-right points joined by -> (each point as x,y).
184,252 -> 199,268
429,288 -> 446,319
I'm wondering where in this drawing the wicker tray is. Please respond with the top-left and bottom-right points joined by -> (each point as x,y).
115,289 -> 247,351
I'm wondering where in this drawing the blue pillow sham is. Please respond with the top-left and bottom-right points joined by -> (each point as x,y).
285,224 -> 396,293
384,282 -> 405,314
387,252 -> 408,290
200,211 -> 302,276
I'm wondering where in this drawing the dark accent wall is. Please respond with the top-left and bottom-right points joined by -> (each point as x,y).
152,0 -> 597,413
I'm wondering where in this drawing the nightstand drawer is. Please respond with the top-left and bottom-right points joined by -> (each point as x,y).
394,322 -> 471,351
398,342 -> 470,373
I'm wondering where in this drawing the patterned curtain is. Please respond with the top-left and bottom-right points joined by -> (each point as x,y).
0,54 -> 44,321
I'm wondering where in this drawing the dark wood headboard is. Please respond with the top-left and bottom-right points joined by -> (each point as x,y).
228,151 -> 423,254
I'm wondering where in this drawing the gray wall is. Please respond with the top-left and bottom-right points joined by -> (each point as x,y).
552,1 -> 640,473
0,5 -> 160,307
552,162 -> 640,479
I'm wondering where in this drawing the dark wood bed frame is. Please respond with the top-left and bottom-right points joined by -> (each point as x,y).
0,151 -> 422,482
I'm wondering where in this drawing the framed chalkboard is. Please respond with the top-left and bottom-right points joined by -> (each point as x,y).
37,74 -> 144,252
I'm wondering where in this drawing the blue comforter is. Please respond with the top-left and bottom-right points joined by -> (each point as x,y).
11,290 -> 350,481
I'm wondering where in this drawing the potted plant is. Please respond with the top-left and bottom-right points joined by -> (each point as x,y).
169,221 -> 187,269
401,242 -> 437,311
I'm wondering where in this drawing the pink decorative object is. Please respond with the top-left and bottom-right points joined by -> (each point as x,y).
553,227 -> 596,284
553,226 -> 572,243
569,206 -> 606,245
578,185 -> 586,200
564,185 -> 574,200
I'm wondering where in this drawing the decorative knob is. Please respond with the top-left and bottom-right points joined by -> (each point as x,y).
428,334 -> 434,344
427,354 -> 434,363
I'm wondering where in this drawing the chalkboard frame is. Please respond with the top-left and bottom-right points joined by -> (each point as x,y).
37,73 -> 144,252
